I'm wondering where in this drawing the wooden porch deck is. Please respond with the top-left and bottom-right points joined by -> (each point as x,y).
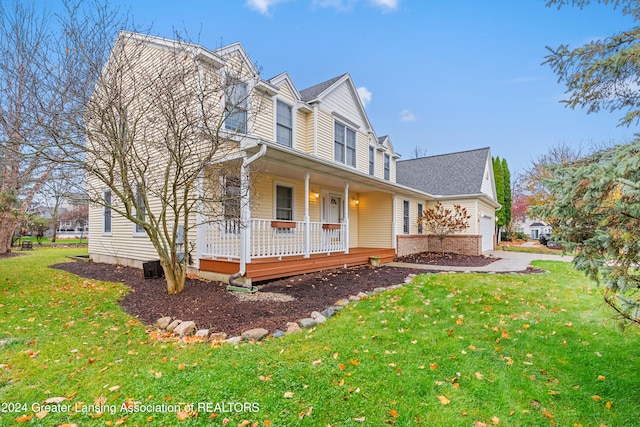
199,247 -> 396,283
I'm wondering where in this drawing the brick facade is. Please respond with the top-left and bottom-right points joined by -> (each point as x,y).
397,234 -> 482,257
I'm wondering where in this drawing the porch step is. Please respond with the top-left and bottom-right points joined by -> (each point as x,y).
200,248 -> 396,283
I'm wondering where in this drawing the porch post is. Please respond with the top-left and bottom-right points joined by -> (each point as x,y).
392,194 -> 397,249
195,174 -> 205,270
344,182 -> 350,254
304,172 -> 310,258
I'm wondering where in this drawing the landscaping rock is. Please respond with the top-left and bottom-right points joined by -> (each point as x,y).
320,306 -> 336,318
357,292 -> 368,299
272,330 -> 285,338
241,328 -> 269,341
334,298 -> 350,306
373,287 -> 387,294
173,321 -> 196,337
349,295 -> 361,301
166,319 -> 182,332
310,311 -> 327,323
209,332 -> 228,342
387,284 -> 403,290
156,316 -> 172,329
286,322 -> 302,334
297,318 -> 318,329
195,329 -> 210,338
226,336 -> 242,345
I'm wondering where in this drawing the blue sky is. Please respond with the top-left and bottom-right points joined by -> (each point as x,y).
111,0 -> 635,175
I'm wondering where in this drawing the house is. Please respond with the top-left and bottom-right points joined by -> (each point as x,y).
396,148 -> 500,253
512,217 -> 552,240
87,32 -> 499,283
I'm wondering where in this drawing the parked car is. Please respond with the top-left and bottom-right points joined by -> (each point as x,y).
538,233 -> 552,245
539,233 -> 563,249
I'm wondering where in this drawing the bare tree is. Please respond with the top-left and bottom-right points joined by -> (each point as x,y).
45,22 -> 264,293
0,1 -> 58,253
418,201 -> 471,255
409,145 -> 428,159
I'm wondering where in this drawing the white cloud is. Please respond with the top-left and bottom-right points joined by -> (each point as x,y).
313,0 -> 357,12
245,0 -> 289,15
369,0 -> 398,12
400,109 -> 416,122
357,86 -> 372,107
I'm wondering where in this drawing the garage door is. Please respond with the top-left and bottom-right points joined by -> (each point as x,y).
480,215 -> 495,252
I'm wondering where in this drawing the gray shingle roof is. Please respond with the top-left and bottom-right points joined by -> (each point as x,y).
396,147 -> 491,196
300,74 -> 347,102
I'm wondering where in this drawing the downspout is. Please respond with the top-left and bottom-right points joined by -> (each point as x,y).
229,142 -> 267,289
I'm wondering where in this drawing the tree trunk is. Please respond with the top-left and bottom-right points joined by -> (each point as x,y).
0,213 -> 18,253
162,258 -> 186,295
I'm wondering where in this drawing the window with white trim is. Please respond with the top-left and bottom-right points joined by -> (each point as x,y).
103,190 -> 112,234
417,203 -> 424,234
368,146 -> 375,176
225,81 -> 248,133
276,185 -> 293,221
384,153 -> 390,180
223,174 -> 241,234
334,121 -> 356,167
403,200 -> 410,234
134,188 -> 146,234
276,100 -> 292,147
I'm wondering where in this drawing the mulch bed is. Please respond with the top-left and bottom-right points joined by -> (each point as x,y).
394,252 -> 499,266
50,252 -> 498,337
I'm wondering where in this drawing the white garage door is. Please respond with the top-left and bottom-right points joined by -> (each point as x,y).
480,215 -> 495,252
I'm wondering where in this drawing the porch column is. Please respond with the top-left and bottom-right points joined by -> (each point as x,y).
392,194 -> 397,249
344,182 -> 350,254
304,172 -> 310,258
195,174 -> 205,270
239,160 -> 251,275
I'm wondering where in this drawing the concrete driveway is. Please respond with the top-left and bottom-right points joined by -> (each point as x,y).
387,250 -> 573,273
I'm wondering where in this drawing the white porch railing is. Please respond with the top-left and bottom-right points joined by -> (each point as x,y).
202,218 -> 347,259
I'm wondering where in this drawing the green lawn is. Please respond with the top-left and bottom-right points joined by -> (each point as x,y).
1,248 -> 638,426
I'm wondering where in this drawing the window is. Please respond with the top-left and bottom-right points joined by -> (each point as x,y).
403,200 -> 410,234
223,174 -> 241,234
384,153 -> 390,180
276,185 -> 293,221
225,81 -> 248,133
368,146 -> 375,176
334,122 -> 356,167
134,188 -> 146,234
103,190 -> 112,234
276,100 -> 292,147
417,203 -> 424,234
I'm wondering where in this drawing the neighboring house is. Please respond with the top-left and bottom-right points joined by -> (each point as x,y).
396,148 -> 501,253
512,217 -> 552,239
87,33 -> 499,283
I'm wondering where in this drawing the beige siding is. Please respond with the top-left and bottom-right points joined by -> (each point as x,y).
315,109 -> 334,162
358,192 -> 393,248
296,110 -> 310,153
322,81 -> 368,129
480,157 -> 495,198
425,200 -> 478,235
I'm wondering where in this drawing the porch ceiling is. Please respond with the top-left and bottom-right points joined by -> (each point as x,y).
246,141 -> 435,198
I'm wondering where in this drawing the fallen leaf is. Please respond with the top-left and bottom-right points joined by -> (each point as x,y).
339,363 -> 346,370
353,417 -> 366,422
15,414 -> 33,423
349,359 -> 359,366
238,421 -> 250,427
437,395 -> 450,405
387,409 -> 399,418
430,363 -> 438,370
473,422 -> 487,427
312,359 -> 322,365
541,407 -> 554,420
592,395 -> 602,401
298,406 -> 313,419
108,385 -> 120,392
259,375 -> 271,381
44,396 -> 66,404
605,401 -> 613,409
597,375 -> 606,381
475,372 -> 484,380
491,416 -> 500,425
264,420 -> 272,426
283,391 -> 294,398
35,411 -> 48,420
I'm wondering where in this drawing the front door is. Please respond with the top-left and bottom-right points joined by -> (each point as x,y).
328,195 -> 342,223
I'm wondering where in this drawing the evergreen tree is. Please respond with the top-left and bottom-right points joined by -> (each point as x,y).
501,158 -> 512,229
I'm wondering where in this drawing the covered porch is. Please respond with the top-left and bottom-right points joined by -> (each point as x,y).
195,140 -> 405,282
